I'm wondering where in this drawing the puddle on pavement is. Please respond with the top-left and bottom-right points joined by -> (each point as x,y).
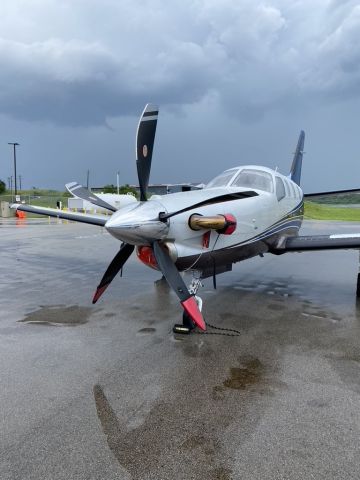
212,467 -> 233,480
19,305 -> 92,326
137,327 -> 156,335
268,303 -> 285,311
223,357 -> 264,390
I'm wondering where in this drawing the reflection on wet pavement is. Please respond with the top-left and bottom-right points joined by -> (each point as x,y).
19,305 -> 92,326
93,379 -> 237,480
137,327 -> 157,335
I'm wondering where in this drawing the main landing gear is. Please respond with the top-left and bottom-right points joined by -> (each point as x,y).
173,273 -> 204,334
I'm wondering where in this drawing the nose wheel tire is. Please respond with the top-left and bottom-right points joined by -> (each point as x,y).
172,312 -> 196,334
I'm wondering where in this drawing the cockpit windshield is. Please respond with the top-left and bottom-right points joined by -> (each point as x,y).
231,169 -> 273,193
206,169 -> 238,188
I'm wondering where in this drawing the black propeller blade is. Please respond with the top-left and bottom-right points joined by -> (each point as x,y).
136,104 -> 159,202
159,190 -> 258,221
152,241 -> 206,330
66,182 -> 117,212
93,243 -> 135,303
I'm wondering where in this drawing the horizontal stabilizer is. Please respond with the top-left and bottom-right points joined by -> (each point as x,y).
274,233 -> 360,252
11,204 -> 108,226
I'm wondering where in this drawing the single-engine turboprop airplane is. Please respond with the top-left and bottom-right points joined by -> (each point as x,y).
13,104 -> 360,332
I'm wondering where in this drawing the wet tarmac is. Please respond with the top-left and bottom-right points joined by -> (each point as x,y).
1,217 -> 360,479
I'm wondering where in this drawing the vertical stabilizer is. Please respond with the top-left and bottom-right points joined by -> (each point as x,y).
289,130 -> 305,186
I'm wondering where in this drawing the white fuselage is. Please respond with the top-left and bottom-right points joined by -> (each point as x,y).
105,165 -> 304,270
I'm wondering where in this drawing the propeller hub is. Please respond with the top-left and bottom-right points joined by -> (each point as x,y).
105,201 -> 169,245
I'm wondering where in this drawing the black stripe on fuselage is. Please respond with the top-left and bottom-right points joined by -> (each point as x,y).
160,190 -> 258,221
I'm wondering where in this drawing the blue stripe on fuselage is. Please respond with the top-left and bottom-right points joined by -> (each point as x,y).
224,200 -> 304,250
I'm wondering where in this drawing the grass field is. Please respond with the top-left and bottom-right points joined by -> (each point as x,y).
304,201 -> 360,221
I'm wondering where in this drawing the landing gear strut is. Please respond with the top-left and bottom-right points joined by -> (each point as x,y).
173,272 -> 204,334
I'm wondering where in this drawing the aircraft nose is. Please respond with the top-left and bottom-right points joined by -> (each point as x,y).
105,201 -> 169,245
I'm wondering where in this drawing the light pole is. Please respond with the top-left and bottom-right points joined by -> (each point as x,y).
8,142 -> 19,197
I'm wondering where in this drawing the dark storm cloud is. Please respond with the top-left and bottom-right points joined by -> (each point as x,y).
0,1 -> 360,127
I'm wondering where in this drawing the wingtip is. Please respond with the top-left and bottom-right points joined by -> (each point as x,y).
65,181 -> 78,191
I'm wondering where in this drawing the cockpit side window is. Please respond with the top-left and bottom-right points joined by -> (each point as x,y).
284,179 -> 290,196
206,169 -> 238,188
231,169 -> 274,193
289,181 -> 296,197
275,177 -> 286,201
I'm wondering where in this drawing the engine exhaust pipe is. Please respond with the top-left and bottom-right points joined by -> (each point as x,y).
189,213 -> 237,235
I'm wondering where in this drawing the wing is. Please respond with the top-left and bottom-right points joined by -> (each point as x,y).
305,188 -> 360,198
12,203 -> 108,227
273,233 -> 360,253
66,182 -> 117,212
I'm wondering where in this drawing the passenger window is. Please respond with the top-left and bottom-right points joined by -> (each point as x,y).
275,177 -> 286,201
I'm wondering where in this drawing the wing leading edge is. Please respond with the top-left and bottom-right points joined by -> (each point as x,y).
12,204 -> 108,227
305,188 -> 360,198
273,233 -> 360,253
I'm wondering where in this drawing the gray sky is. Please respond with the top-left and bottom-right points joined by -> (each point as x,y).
0,0 -> 359,192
